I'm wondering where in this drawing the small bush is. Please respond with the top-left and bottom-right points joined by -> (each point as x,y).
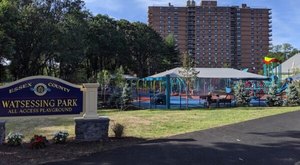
30,135 -> 48,149
53,131 -> 69,144
6,132 -> 24,146
112,123 -> 125,138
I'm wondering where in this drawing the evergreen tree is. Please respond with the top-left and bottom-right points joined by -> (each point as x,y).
114,66 -> 125,90
266,81 -> 283,106
286,83 -> 300,106
107,66 -> 126,109
120,83 -> 132,110
234,81 -> 251,106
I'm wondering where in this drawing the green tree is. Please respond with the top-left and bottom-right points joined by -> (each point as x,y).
0,0 -> 19,81
0,62 -> 6,82
0,0 -> 90,82
286,83 -> 300,106
234,81 -> 251,106
125,22 -> 175,77
114,66 -> 125,89
163,34 -> 180,69
269,43 -> 299,62
266,81 -> 283,106
282,43 -> 299,59
107,66 -> 128,109
0,0 -> 92,81
86,14 -> 123,78
6,0 -> 60,79
120,83 -> 132,110
97,70 -> 111,104
0,1 -> 182,82
179,52 -> 199,109
56,0 -> 90,82
115,19 -> 137,75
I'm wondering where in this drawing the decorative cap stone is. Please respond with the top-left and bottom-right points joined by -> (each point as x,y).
83,83 -> 99,88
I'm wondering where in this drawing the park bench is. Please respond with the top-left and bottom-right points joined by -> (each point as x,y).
200,94 -> 233,108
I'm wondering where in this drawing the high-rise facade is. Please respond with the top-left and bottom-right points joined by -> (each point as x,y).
148,0 -> 271,73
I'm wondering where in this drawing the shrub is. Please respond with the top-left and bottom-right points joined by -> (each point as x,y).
30,135 -> 48,149
266,81 -> 283,106
53,131 -> 69,144
6,132 -> 24,146
234,81 -> 251,106
112,123 -> 125,138
286,83 -> 300,106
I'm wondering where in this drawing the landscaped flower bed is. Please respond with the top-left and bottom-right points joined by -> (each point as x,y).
0,137 -> 144,165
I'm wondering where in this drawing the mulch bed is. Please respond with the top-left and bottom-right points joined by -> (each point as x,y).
0,137 -> 145,165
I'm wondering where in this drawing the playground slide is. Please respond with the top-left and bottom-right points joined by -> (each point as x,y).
277,82 -> 288,94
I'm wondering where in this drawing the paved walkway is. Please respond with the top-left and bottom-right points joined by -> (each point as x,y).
46,110 -> 300,165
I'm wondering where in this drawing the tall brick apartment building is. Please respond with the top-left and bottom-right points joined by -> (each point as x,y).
148,0 -> 271,73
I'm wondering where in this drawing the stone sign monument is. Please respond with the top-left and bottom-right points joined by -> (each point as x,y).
0,76 -> 109,143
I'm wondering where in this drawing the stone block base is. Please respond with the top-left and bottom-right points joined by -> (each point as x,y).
0,121 -> 5,145
75,117 -> 109,141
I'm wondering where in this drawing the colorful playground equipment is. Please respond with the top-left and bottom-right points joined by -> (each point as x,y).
129,59 -> 296,109
262,56 -> 295,93
263,56 -> 282,83
277,77 -> 292,94
131,68 -> 272,109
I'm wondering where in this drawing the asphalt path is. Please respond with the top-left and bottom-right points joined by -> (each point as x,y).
45,110 -> 300,165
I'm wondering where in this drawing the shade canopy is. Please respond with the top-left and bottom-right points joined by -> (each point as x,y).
274,53 -> 300,74
111,74 -> 138,80
292,73 -> 300,81
145,67 -> 268,80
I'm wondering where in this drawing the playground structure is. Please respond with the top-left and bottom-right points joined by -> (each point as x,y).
131,68 -> 271,109
263,55 -> 297,86
133,77 -> 234,109
97,57 -> 296,109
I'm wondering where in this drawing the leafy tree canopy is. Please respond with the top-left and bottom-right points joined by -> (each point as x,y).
0,0 -> 180,83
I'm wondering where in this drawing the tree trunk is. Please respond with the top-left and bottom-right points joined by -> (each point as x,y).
186,82 -> 189,109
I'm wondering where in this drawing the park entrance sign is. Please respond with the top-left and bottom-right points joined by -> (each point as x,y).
0,76 -> 109,142
0,76 -> 83,117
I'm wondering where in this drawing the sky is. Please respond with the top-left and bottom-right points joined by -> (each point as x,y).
84,0 -> 300,49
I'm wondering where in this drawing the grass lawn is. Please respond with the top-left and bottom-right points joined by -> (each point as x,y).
3,106 -> 300,141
